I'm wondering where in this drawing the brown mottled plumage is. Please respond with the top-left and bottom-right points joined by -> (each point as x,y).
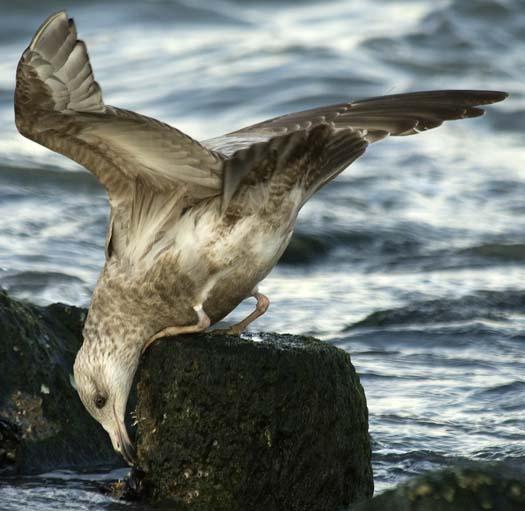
14,11 -> 507,464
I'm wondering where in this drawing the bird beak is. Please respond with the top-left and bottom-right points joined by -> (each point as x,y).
108,404 -> 136,466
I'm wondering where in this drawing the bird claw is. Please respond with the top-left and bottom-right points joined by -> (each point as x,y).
210,326 -> 243,336
209,290 -> 269,337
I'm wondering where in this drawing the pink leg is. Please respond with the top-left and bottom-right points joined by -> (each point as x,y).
213,289 -> 270,336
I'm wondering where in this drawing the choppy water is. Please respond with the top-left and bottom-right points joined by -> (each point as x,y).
0,0 -> 523,508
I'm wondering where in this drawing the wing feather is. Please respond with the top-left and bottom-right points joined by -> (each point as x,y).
206,90 -> 506,209
205,90 -> 507,155
17,12 -> 508,234
15,11 -> 223,204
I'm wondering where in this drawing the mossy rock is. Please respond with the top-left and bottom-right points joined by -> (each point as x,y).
356,462 -> 525,511
0,418 -> 20,474
0,289 -> 118,473
135,332 -> 373,511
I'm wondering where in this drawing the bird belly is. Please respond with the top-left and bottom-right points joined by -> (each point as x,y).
127,187 -> 301,331
169,204 -> 296,324
203,222 -> 293,323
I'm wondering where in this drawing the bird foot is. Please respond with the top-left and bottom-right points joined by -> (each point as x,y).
210,290 -> 270,337
210,326 -> 244,336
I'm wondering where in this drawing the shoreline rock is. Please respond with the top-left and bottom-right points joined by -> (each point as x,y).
1,288 -> 374,511
0,289 -> 119,474
356,462 -> 525,511
134,332 -> 373,510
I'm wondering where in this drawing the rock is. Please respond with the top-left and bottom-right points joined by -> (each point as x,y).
0,289 -> 118,474
0,418 -> 20,474
135,332 -> 373,510
108,467 -> 146,501
356,462 -> 525,511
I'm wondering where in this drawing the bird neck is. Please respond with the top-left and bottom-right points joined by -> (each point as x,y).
82,278 -> 154,354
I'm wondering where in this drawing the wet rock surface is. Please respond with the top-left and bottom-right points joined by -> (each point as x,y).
0,418 -> 20,474
356,462 -> 525,511
1,288 -> 374,508
135,332 -> 373,511
0,289 -> 118,474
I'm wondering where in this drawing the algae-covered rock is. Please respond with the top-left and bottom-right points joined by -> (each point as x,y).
356,462 -> 525,511
135,332 -> 373,511
0,289 -> 118,474
0,417 -> 20,474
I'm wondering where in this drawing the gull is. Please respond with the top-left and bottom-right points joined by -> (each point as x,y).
14,11 -> 508,465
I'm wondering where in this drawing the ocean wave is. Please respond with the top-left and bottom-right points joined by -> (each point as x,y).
470,381 -> 525,412
0,164 -> 101,191
488,108 -> 525,133
280,223 -> 427,265
0,272 -> 92,306
462,244 -> 525,262
281,226 -> 525,270
345,290 -> 525,330
0,271 -> 84,293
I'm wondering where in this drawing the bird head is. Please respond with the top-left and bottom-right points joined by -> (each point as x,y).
73,339 -> 141,466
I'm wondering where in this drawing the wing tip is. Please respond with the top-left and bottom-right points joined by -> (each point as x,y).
465,106 -> 485,118
354,89 -> 509,108
474,90 -> 509,105
489,90 -> 509,100
30,11 -> 70,49
17,11 -> 106,118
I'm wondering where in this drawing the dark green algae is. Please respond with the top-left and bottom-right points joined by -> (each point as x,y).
356,463 -> 525,511
135,332 -> 373,510
0,289 -> 118,474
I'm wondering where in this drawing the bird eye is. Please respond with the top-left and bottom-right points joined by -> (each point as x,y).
94,395 -> 107,409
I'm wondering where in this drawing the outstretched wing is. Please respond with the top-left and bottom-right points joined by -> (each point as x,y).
15,11 -> 223,205
16,12 -> 508,226
204,90 -> 508,209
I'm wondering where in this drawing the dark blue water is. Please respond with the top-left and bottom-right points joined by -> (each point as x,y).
0,0 -> 523,508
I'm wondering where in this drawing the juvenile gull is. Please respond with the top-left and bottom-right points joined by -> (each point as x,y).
14,11 -> 507,465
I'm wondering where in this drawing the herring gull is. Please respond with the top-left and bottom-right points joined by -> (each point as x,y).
14,11 -> 508,465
